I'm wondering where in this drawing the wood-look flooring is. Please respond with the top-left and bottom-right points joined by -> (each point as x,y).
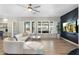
0,38 -> 3,55
0,37 -> 77,55
41,38 -> 77,55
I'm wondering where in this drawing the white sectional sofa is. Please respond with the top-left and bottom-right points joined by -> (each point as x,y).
3,36 -> 44,54
3,38 -> 24,54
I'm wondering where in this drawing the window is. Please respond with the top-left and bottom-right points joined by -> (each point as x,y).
37,21 -> 50,33
24,22 -> 30,32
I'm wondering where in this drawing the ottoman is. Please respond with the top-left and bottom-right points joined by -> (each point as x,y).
23,41 -> 44,54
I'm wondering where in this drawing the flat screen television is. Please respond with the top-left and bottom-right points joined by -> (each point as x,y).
63,21 -> 76,33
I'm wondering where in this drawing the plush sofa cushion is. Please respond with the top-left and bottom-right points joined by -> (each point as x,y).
22,32 -> 28,37
15,33 -> 29,41
4,37 -> 16,41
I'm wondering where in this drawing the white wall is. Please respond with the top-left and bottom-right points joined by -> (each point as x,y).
0,17 -> 60,37
18,21 -> 24,33
18,17 -> 60,33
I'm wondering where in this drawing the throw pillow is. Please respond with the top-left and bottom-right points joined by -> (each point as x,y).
22,32 -> 28,37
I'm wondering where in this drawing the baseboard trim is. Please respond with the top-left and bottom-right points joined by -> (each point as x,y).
4,53 -> 43,55
61,37 -> 78,46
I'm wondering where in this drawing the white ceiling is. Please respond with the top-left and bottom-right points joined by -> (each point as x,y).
0,4 -> 78,17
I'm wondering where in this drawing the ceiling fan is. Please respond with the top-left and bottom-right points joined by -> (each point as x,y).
17,4 -> 40,13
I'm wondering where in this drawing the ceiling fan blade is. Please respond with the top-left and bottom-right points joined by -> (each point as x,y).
32,9 -> 40,13
34,6 -> 40,8
16,4 -> 26,8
